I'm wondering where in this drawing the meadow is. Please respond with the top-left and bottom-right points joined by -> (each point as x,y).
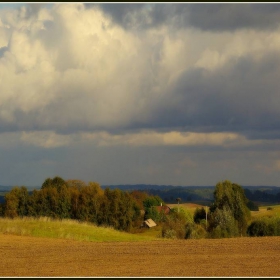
1,203 -> 280,241
251,204 -> 280,219
0,216 -> 158,242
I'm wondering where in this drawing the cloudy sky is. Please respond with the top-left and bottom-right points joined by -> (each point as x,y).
1,3 -> 280,187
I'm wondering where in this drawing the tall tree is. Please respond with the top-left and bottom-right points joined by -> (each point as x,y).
41,176 -> 66,191
209,180 -> 251,236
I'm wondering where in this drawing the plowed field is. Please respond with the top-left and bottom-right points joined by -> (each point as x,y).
1,233 -> 280,277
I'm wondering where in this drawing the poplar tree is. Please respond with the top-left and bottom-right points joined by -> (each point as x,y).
209,180 -> 251,237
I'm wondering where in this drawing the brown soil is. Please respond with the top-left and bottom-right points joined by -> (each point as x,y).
1,233 -> 280,277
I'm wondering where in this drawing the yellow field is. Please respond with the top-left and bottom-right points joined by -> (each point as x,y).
251,204 -> 280,219
168,203 -> 280,219
1,207 -> 280,276
1,233 -> 280,276
167,202 -> 205,215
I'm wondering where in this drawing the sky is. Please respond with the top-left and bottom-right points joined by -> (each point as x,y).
1,2 -> 280,187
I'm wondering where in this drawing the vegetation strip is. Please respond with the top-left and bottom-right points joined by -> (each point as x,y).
1,177 -> 280,239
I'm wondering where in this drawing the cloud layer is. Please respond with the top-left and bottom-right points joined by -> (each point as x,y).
1,3 -> 280,186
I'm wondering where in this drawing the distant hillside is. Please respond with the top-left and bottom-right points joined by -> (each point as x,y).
103,184 -> 215,203
0,186 -> 13,192
0,185 -> 39,192
1,184 -> 280,205
102,184 -> 280,204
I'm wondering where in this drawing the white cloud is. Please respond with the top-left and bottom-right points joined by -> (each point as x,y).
85,130 -> 271,148
20,131 -> 71,148
1,4 -> 280,187
1,4 -> 280,136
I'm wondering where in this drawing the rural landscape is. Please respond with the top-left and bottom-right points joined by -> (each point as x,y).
2,2 -> 280,277
1,177 -> 280,276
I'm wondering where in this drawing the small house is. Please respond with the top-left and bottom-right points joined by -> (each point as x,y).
141,218 -> 157,228
154,204 -> 171,215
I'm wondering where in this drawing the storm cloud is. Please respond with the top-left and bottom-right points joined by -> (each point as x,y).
1,3 -> 280,187
97,3 -> 280,31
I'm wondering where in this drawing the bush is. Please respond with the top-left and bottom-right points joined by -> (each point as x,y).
247,200 -> 259,211
247,217 -> 280,236
161,207 -> 193,239
194,207 -> 206,224
162,216 -> 186,239
185,222 -> 207,239
208,207 -> 239,238
162,228 -> 177,239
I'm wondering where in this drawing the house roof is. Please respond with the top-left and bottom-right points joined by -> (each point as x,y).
154,205 -> 171,214
144,218 -> 157,228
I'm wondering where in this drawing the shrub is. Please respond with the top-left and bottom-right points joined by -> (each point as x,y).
247,219 -> 270,236
247,217 -> 280,237
247,200 -> 259,211
185,222 -> 207,239
208,207 -> 239,238
194,207 -> 206,224
162,228 -> 177,239
161,207 -> 193,239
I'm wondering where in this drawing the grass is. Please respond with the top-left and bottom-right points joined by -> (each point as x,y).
167,203 -> 206,215
0,216 -> 160,242
251,204 -> 280,219
2,203 -> 280,243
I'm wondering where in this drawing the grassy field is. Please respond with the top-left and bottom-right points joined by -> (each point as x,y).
169,202 -> 280,219
167,202 -> 204,215
251,204 -> 280,219
1,203 -> 280,242
0,216 -> 159,242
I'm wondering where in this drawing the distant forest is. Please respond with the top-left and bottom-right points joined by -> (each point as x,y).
103,184 -> 280,205
1,183 -> 280,205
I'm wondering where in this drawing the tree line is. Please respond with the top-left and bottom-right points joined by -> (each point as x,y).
162,180 -> 280,239
0,176 -> 163,232
1,178 -> 279,238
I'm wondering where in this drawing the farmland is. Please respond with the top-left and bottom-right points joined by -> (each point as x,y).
1,200 -> 280,276
1,233 -> 280,277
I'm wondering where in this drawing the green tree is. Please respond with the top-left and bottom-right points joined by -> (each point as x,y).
4,188 -> 20,218
194,207 -> 206,224
143,195 -> 164,221
144,206 -> 161,222
209,180 -> 251,237
66,179 -> 87,189
17,186 -> 29,217
4,186 -> 29,218
208,207 -> 239,238
162,207 -> 193,239
41,176 -> 66,192
247,200 -> 259,211
247,217 -> 280,237
143,195 -> 163,209
57,185 -> 71,219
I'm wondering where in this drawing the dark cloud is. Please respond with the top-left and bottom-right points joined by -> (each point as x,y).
140,51 -> 280,139
94,3 -> 280,31
186,4 -> 280,31
2,49 -> 280,140
1,3 -> 280,140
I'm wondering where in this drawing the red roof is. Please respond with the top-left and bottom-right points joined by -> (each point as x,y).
154,205 -> 171,214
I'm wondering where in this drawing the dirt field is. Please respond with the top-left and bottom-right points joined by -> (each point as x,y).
1,233 -> 280,277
